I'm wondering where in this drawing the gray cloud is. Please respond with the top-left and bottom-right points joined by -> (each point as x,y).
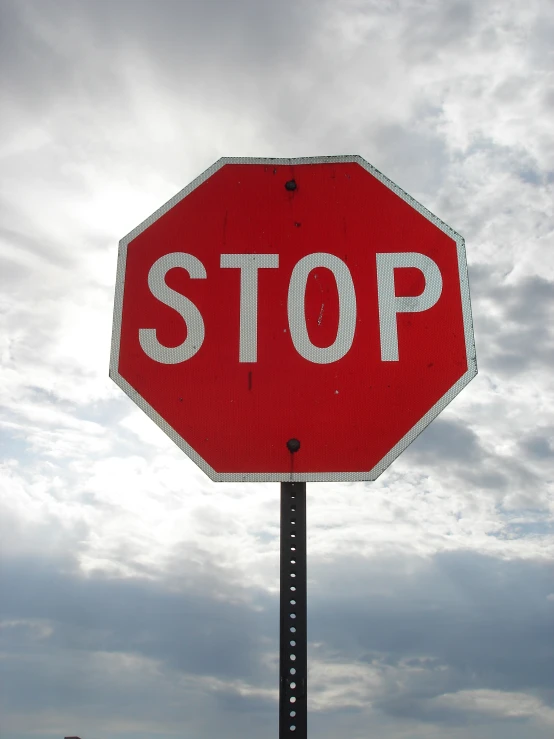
309,552 -> 554,718
518,429 -> 554,460
0,552 -> 274,682
0,0 -> 324,109
401,416 -> 545,500
471,268 -> 554,376
400,0 -> 476,63
2,548 -> 553,733
406,417 -> 483,464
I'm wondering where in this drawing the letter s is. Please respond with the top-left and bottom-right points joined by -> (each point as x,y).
139,253 -> 206,364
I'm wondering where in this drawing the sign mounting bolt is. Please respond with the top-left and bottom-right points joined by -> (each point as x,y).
287,438 -> 301,453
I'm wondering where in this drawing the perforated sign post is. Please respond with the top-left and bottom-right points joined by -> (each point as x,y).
110,156 -> 477,738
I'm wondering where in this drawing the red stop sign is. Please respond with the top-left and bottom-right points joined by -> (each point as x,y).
110,156 -> 476,481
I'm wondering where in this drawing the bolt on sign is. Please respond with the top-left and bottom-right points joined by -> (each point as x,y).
110,156 -> 477,480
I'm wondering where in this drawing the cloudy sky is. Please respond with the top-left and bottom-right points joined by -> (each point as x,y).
1,0 -> 553,737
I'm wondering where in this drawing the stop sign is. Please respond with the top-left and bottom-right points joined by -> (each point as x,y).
110,156 -> 476,481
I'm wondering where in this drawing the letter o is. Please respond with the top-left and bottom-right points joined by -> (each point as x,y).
287,253 -> 357,364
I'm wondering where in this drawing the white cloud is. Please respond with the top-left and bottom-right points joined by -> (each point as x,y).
428,689 -> 554,724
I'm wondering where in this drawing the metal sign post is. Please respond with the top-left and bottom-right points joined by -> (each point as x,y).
280,480 -> 307,738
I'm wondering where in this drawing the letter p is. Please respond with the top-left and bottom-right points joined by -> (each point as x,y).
376,252 -> 443,361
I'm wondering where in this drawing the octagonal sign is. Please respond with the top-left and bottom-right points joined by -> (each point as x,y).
110,156 -> 477,481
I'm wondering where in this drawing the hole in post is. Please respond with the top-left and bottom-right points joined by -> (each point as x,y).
290,599 -> 296,605
290,726 -> 296,732
290,682 -> 296,689
290,613 -> 296,619
290,626 -> 296,632
290,668 -> 296,674
290,654 -> 296,661
290,696 -> 296,703
290,710 -> 296,717
290,640 -> 296,646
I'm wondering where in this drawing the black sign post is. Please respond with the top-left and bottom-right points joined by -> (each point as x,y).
279,480 -> 307,738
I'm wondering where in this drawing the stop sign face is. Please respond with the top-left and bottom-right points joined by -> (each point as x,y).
110,156 -> 476,482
